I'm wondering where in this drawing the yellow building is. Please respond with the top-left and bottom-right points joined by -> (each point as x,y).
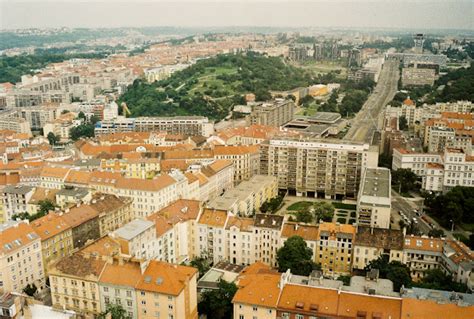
135,260 -> 198,319
0,201 -> 5,224
316,222 -> 356,276
89,193 -> 134,237
31,212 -> 73,274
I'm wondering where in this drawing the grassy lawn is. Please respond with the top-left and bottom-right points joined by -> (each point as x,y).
287,201 -> 313,211
332,202 -> 357,210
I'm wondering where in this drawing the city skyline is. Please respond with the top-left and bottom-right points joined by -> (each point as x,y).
1,0 -> 473,30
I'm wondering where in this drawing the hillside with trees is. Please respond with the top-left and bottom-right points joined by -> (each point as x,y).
119,52 -> 314,120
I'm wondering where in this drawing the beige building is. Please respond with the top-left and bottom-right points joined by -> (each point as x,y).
353,226 -> 404,270
260,137 -> 378,199
316,222 -> 355,276
214,145 -> 260,182
112,219 -> 158,260
135,261 -> 198,319
249,99 -> 295,127
0,221 -> 44,294
207,175 -> 278,216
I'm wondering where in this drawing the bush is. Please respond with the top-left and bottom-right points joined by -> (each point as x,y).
332,202 -> 357,210
337,217 -> 346,224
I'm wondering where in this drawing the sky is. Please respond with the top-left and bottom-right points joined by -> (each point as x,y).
0,0 -> 473,30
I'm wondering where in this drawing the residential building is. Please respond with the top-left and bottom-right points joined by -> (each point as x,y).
260,137 -> 378,199
98,259 -> 141,319
196,209 -> 229,264
207,175 -> 278,216
39,167 -> 70,189
147,199 -> 202,264
30,212 -> 73,273
392,148 -> 443,176
225,216 -> 255,265
316,222 -> 355,276
442,148 -> 474,191
401,63 -> 438,87
112,219 -> 158,260
55,187 -> 91,209
1,185 -> 34,221
357,167 -> 392,229
249,99 -> 295,127
214,145 -> 260,182
0,221 -> 44,294
135,261 -> 198,319
353,226 -> 404,270
95,116 -> 214,137
403,235 -> 444,280
253,214 -> 284,267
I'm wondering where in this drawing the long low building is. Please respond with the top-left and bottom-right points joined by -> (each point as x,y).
94,115 -> 214,137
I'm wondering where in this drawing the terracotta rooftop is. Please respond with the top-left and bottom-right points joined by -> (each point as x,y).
225,216 -> 254,232
281,222 -> 319,241
115,174 -> 176,192
31,213 -> 70,241
135,260 -> 197,296
355,226 -> 404,251
198,208 -> 228,227
0,221 -> 40,255
99,259 -> 143,287
403,236 -> 444,253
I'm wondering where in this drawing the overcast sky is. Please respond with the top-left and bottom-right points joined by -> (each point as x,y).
1,0 -> 473,30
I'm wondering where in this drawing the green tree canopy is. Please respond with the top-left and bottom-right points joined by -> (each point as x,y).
47,132 -> 60,146
98,304 -> 130,319
198,280 -> 238,319
365,255 -> 412,292
277,236 -> 320,276
70,124 -> 95,141
312,202 -> 335,222
392,168 -> 419,194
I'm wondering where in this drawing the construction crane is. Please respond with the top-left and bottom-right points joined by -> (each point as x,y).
121,102 -> 131,117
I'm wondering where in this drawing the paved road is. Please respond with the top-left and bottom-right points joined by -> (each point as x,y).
344,59 -> 400,143
391,190 -> 431,235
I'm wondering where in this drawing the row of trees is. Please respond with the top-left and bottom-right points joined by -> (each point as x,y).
11,199 -> 55,222
425,186 -> 474,228
290,201 -> 335,224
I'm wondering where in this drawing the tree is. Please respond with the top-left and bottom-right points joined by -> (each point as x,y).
23,283 -> 37,296
414,269 -> 468,293
392,168 -> 419,194
47,132 -> 60,146
365,255 -> 412,292
90,115 -> 101,125
98,304 -> 130,319
198,280 -> 238,319
70,124 -> 95,140
77,111 -> 86,120
277,236 -> 319,276
427,228 -> 445,238
426,186 -> 474,228
312,202 -> 335,222
190,256 -> 210,279
296,209 -> 313,223
399,115 -> 408,130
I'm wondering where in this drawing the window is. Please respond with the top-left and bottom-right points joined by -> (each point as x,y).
253,306 -> 258,311
296,315 -> 304,319
239,315 -> 244,319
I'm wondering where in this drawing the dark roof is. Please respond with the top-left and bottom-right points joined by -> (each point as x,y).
355,226 -> 404,250
254,214 -> 284,229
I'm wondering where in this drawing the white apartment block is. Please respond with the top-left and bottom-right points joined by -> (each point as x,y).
260,138 -> 378,199
0,221 -> 44,294
112,219 -> 158,260
443,148 -> 474,190
357,167 -> 392,229
196,209 -> 228,264
252,214 -> 284,267
1,185 -> 35,221
392,148 -> 443,176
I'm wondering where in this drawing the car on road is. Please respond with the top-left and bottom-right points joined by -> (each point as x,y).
412,217 -> 418,224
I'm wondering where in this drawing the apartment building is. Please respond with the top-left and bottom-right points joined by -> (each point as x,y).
353,226 -> 404,270
423,162 -> 444,192
19,105 -> 58,131
356,167 -> 391,229
213,145 -> 260,182
0,115 -> 32,135
232,262 -> 474,319
401,63 -> 438,87
260,138 -> 378,199
95,116 -> 214,137
89,193 -> 134,237
112,219 -> 158,260
403,235 -> 444,280
316,222 -> 355,276
30,212 -> 73,273
135,261 -> 198,319
98,260 -> 142,319
39,167 -> 71,189
426,126 -> 456,153
253,214 -> 284,267
196,209 -> 229,264
1,185 -> 34,221
207,175 -> 278,216
0,221 -> 44,294
280,222 -> 319,263
442,240 -> 474,288
392,148 -> 443,176
225,216 -> 256,265
147,199 -> 202,264
442,148 -> 474,190
114,174 -> 186,218
249,99 -> 295,127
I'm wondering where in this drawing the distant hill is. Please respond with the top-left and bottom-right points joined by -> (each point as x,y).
119,52 -> 314,120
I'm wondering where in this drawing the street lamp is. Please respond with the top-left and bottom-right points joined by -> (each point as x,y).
450,219 -> 454,232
